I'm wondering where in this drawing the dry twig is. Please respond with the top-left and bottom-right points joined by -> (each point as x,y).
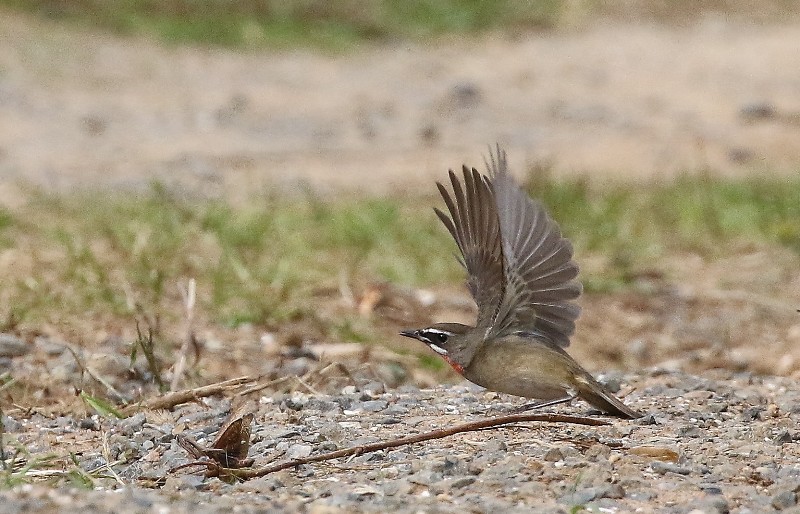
236,376 -> 294,397
61,342 -> 127,401
121,376 -> 254,415
176,412 -> 610,480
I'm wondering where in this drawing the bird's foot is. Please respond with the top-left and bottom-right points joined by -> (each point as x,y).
511,394 -> 576,414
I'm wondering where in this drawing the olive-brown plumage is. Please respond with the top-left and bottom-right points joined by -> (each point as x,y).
400,145 -> 640,419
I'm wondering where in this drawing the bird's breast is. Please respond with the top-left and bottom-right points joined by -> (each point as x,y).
462,337 -> 577,401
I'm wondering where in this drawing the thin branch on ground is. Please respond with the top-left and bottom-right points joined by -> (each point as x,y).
174,412 -> 610,480
61,342 -> 126,401
318,362 -> 356,382
293,375 -> 322,395
235,376 -> 294,396
235,361 -> 354,398
121,376 -> 255,415
101,431 -> 125,487
84,366 -> 127,402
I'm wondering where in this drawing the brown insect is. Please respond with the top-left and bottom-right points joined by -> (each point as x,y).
177,401 -> 256,470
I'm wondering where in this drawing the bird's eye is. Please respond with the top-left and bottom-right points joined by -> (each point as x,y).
435,332 -> 448,344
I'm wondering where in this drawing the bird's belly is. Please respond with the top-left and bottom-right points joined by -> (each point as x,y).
467,372 -> 569,400
463,342 -> 574,401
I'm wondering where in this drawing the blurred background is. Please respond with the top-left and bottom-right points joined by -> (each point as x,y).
0,1 -> 798,411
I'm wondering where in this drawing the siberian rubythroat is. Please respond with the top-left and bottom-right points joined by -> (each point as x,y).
400,146 -> 641,418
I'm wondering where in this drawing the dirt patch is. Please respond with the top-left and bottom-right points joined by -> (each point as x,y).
2,12 -> 800,203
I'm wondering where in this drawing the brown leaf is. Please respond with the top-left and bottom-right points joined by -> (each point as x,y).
628,445 -> 679,462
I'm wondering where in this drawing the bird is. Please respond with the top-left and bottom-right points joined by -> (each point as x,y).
400,145 -> 641,418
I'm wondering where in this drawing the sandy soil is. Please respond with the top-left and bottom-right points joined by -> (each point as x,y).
2,12 -> 800,205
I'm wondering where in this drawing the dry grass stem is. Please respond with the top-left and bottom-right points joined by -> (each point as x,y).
171,278 -> 198,391
121,376 -> 255,415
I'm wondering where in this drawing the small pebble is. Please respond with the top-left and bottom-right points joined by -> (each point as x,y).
384,405 -> 409,415
283,396 -> 307,411
450,476 -> 476,489
650,461 -> 691,475
543,448 -> 564,462
586,443 -> 611,461
629,491 -> 656,501
772,491 -> 798,510
629,445 -> 679,462
79,418 -> 99,430
701,485 -> 723,495
634,413 -> 658,425
708,402 -> 729,413
287,444 -> 313,459
602,484 -> 626,499
360,400 -> 388,412
0,334 -> 28,357
362,381 -> 386,396
679,425 -> 703,437
162,475 -> 203,492
740,407 -> 762,420
375,417 -> 401,425
599,375 -> 622,393
2,415 -> 22,432
694,496 -> 730,514
560,487 -> 601,505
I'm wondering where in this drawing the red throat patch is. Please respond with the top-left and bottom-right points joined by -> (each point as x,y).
442,355 -> 464,375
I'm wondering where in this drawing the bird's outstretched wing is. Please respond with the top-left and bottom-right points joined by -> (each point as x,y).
487,145 -> 582,346
434,165 -> 504,329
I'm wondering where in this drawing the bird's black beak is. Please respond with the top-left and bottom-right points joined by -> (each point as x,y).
399,329 -> 419,340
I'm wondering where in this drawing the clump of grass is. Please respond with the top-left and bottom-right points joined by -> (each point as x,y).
0,173 -> 798,336
526,168 -> 800,291
2,396 -> 101,488
0,447 -> 108,489
4,0 -> 799,50
5,184 -> 460,332
0,0 -> 564,49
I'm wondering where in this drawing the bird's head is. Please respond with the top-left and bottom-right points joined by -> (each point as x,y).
399,322 -> 473,372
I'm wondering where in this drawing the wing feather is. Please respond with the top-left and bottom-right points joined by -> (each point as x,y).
433,145 -> 582,346
434,166 -> 504,328
487,145 -> 582,346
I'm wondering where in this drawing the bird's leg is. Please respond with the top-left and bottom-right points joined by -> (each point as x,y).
512,394 -> 577,413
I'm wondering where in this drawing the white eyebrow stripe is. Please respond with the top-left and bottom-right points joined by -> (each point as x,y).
425,329 -> 450,336
428,344 -> 448,355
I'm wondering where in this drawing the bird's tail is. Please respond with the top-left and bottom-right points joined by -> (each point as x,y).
575,374 -> 642,419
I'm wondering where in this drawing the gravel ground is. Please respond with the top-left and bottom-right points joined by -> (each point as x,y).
4,369 -> 800,513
